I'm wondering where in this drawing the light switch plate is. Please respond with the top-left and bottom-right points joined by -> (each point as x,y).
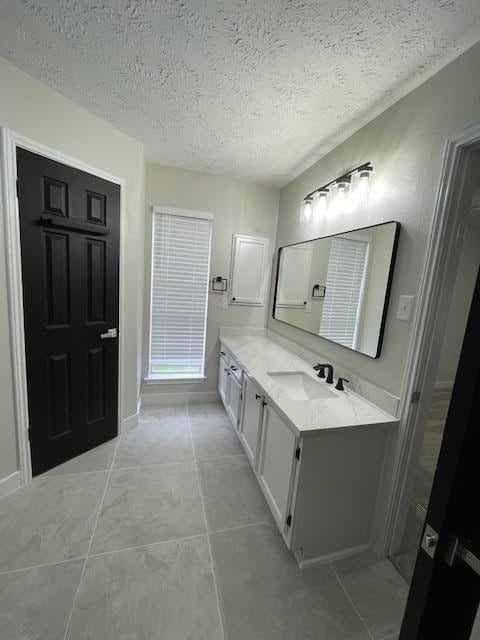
397,295 -> 415,322
221,295 -> 228,310
305,302 -> 312,313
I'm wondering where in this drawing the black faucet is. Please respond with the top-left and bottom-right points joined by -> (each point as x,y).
335,377 -> 350,391
313,363 -> 334,384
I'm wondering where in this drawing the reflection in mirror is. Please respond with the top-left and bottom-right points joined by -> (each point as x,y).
273,222 -> 400,358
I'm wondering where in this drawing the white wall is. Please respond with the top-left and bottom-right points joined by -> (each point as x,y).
269,41 -> 480,398
143,164 -> 279,397
0,57 -> 145,480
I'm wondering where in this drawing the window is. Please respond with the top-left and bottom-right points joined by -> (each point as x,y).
148,208 -> 212,380
319,237 -> 369,349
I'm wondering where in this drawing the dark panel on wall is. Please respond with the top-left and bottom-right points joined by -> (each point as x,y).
86,191 -> 106,225
43,176 -> 68,216
88,347 -> 105,424
87,239 -> 106,323
47,354 -> 71,439
44,232 -> 70,327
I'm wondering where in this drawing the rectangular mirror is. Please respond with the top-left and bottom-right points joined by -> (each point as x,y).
273,221 -> 400,358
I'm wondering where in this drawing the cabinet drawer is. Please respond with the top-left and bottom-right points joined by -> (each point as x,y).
229,357 -> 243,384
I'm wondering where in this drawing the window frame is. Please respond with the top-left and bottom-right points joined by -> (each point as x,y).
145,205 -> 213,384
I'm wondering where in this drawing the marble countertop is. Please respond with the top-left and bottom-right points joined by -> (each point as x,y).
220,335 -> 398,436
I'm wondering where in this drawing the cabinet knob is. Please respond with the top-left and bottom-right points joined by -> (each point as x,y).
255,394 -> 261,400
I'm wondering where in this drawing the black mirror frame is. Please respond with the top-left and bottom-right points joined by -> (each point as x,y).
272,220 -> 401,359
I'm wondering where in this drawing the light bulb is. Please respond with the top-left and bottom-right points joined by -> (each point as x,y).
314,189 -> 329,216
335,180 -> 350,209
303,197 -> 313,220
357,167 -> 372,196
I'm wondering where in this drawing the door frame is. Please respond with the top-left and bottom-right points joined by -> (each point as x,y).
384,121 -> 480,556
0,127 -> 126,486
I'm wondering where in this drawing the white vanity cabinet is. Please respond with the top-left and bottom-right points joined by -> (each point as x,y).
217,340 -> 394,567
238,375 -> 264,469
257,402 -> 299,537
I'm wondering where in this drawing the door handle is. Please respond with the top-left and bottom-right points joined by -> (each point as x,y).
100,328 -> 118,339
445,536 -> 480,576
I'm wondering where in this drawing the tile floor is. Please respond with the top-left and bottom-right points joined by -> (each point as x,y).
0,402 -> 408,639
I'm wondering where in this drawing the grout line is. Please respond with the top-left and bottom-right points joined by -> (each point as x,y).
195,453 -> 246,463
0,555 -> 87,577
88,533 -> 208,559
186,404 -> 226,640
111,458 -> 195,472
210,519 -> 273,536
39,468 -> 112,479
62,435 -> 122,640
330,562 -> 375,640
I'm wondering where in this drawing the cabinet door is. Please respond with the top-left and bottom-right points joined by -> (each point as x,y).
239,376 -> 263,469
229,234 -> 269,306
226,372 -> 242,428
218,355 -> 230,408
276,244 -> 312,307
258,403 -> 297,531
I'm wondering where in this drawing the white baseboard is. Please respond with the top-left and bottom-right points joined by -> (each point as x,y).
122,410 -> 139,432
296,543 -> 370,569
141,391 -> 220,407
0,471 -> 21,499
434,381 -> 454,391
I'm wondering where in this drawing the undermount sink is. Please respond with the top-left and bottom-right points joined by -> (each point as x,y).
267,371 -> 337,401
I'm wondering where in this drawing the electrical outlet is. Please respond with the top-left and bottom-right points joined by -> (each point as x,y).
397,295 -> 415,322
221,294 -> 228,310
305,302 -> 312,313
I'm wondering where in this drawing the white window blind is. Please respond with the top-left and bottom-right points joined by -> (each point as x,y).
319,237 -> 368,349
149,211 -> 212,378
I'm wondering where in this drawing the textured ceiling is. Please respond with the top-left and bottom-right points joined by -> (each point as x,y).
1,1 -> 480,187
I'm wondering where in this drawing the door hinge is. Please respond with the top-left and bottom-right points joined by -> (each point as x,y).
16,179 -> 20,199
295,446 -> 301,460
411,391 -> 420,404
286,514 -> 292,527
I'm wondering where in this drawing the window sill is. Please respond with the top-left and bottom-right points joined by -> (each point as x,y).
144,375 -> 207,386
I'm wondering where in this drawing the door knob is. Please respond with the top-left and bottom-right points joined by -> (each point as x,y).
100,328 -> 118,339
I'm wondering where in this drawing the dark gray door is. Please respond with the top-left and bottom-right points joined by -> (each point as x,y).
17,148 -> 120,476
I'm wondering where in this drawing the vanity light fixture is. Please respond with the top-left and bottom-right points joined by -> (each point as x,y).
301,162 -> 373,217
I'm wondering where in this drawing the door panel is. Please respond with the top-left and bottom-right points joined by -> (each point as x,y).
258,403 -> 296,529
239,376 -> 263,468
17,148 -> 120,475
86,239 -> 106,323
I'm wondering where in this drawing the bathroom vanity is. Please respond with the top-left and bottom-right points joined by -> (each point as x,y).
218,334 -> 398,567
